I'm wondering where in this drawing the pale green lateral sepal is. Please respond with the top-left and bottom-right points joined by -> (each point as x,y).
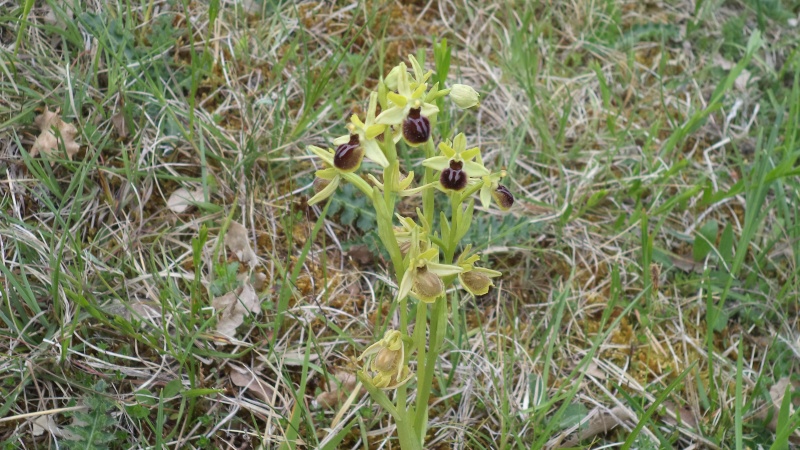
308,145 -> 334,166
376,106 -> 407,125
364,139 -> 389,168
308,176 -> 340,206
464,160 -> 490,177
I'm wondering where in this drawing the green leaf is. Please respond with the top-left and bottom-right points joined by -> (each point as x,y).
320,420 -> 356,450
693,220 -> 718,261
719,222 -> 734,266
558,403 -> 589,430
162,379 -> 183,398
182,388 -> 223,398
707,304 -> 729,332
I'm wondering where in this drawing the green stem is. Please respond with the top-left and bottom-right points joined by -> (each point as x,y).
445,193 -> 460,263
412,300 -> 428,400
396,415 -> 423,450
413,295 -> 446,440
422,140 -> 436,226
341,172 -> 373,198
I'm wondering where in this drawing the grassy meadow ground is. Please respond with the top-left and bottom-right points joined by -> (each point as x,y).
1,0 -> 800,448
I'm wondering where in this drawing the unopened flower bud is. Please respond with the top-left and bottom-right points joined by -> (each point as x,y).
450,84 -> 480,109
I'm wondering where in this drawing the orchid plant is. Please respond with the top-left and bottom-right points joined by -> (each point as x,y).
307,48 -> 514,449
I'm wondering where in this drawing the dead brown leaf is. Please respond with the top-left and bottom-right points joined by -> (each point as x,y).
346,244 -> 374,266
668,252 -> 704,273
212,283 -> 260,337
556,406 -> 633,448
230,366 -> 275,402
31,414 -> 79,440
314,371 -> 364,409
167,187 -> 204,213
41,1 -> 73,29
752,377 -> 800,432
111,112 -> 129,140
32,107 -> 80,160
713,55 -> 757,92
661,400 -> 698,429
225,221 -> 258,269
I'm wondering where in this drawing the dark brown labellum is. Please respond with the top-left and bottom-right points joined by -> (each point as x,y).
402,108 -> 431,145
334,134 -> 363,172
440,160 -> 467,191
492,184 -> 514,210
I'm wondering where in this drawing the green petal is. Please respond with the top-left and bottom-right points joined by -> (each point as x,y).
418,247 -> 439,261
399,182 -> 435,197
412,83 -> 427,99
422,156 -> 450,171
333,135 -> 349,146
376,106 -> 407,125
398,170 -> 414,190
463,147 -> 481,161
438,142 -> 456,158
365,124 -> 386,140
366,173 -> 384,188
363,139 -> 389,168
350,114 -> 365,128
387,91 -> 408,108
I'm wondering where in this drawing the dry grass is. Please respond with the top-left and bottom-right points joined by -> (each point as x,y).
1,0 -> 799,448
